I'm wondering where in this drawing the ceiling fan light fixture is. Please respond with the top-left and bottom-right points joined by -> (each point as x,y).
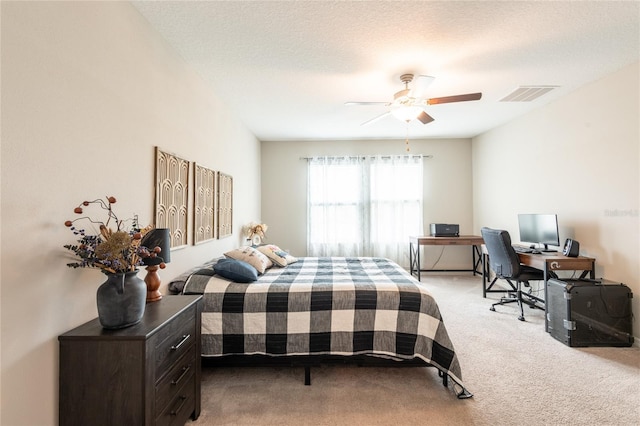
391,104 -> 423,122
348,73 -> 481,126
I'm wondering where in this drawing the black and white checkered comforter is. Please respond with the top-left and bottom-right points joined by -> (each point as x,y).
185,257 -> 468,396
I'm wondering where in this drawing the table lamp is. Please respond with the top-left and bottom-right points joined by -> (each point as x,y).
141,228 -> 171,302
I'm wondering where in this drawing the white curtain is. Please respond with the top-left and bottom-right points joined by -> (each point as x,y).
307,156 -> 365,257
307,155 -> 423,266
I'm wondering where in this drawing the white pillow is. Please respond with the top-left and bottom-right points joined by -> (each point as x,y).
224,246 -> 272,274
257,244 -> 298,267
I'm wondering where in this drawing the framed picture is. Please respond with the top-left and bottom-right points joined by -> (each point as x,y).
217,172 -> 233,238
154,147 -> 189,249
193,163 -> 216,244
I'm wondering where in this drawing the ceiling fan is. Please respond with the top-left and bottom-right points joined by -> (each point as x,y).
345,73 -> 482,126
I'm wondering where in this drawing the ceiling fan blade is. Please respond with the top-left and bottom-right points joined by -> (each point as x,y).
361,111 -> 391,126
416,111 -> 435,125
427,92 -> 482,105
409,75 -> 435,98
345,101 -> 389,106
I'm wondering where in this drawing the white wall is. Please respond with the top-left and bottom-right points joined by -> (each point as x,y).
1,2 -> 260,424
261,138 -> 475,269
473,62 -> 639,338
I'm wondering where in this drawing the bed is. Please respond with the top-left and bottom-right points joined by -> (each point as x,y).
172,256 -> 472,399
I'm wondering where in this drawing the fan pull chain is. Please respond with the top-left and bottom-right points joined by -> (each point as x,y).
405,122 -> 410,152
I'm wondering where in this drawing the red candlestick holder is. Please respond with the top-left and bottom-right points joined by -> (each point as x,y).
144,265 -> 163,302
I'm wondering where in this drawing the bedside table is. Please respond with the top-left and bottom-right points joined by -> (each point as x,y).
59,295 -> 203,426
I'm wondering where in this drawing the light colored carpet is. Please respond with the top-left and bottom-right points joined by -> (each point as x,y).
190,275 -> 639,425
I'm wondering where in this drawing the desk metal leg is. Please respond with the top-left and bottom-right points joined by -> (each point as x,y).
482,254 -> 488,298
409,242 -> 421,281
409,242 -> 413,276
417,245 -> 421,281
483,275 -> 516,298
415,243 -> 421,281
578,265 -> 596,280
543,266 -> 549,332
482,252 -> 517,298
472,246 -> 476,276
471,245 -> 483,276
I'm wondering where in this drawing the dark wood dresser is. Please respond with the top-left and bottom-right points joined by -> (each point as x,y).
58,295 -> 203,426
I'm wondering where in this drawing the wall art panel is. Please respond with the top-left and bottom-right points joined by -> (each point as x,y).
155,147 -> 189,249
217,172 -> 233,238
193,164 -> 216,244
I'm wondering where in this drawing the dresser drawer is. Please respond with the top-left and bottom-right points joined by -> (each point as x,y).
155,378 -> 196,426
156,346 -> 196,411
154,304 -> 196,375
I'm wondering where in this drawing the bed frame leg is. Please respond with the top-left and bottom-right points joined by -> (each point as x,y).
304,366 -> 311,385
438,369 -> 448,387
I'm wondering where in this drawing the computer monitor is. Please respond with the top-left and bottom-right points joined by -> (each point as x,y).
517,214 -> 560,252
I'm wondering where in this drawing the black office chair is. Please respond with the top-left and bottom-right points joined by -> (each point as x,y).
480,227 -> 548,321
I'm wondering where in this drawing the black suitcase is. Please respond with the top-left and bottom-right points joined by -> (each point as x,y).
546,278 -> 634,347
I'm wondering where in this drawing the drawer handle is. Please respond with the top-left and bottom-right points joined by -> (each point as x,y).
171,334 -> 191,351
171,365 -> 191,386
170,395 -> 188,416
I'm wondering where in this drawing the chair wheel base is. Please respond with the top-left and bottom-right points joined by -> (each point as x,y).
490,307 -> 496,312
518,316 -> 525,321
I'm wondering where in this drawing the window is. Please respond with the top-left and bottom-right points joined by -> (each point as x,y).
307,155 -> 423,266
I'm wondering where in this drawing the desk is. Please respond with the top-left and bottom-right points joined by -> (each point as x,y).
483,251 -> 595,331
409,235 -> 484,281
518,252 -> 595,282
520,252 -> 596,332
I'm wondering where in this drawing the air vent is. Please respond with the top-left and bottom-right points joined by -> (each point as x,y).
500,86 -> 558,102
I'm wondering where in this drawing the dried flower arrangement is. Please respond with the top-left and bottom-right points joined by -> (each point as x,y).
246,222 -> 268,239
64,196 -> 165,274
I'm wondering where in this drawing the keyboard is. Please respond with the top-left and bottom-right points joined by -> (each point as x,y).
513,245 -> 534,253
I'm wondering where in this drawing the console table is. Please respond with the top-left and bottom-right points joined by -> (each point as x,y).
59,295 -> 203,426
409,235 -> 484,281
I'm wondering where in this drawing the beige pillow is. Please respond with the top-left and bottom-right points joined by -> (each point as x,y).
224,246 -> 272,274
257,244 -> 298,267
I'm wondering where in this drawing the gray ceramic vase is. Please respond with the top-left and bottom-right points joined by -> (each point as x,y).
96,270 -> 146,329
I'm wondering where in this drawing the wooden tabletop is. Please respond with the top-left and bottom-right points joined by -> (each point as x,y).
517,252 -> 595,272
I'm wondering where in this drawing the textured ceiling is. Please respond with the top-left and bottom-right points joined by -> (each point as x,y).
132,1 -> 639,141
